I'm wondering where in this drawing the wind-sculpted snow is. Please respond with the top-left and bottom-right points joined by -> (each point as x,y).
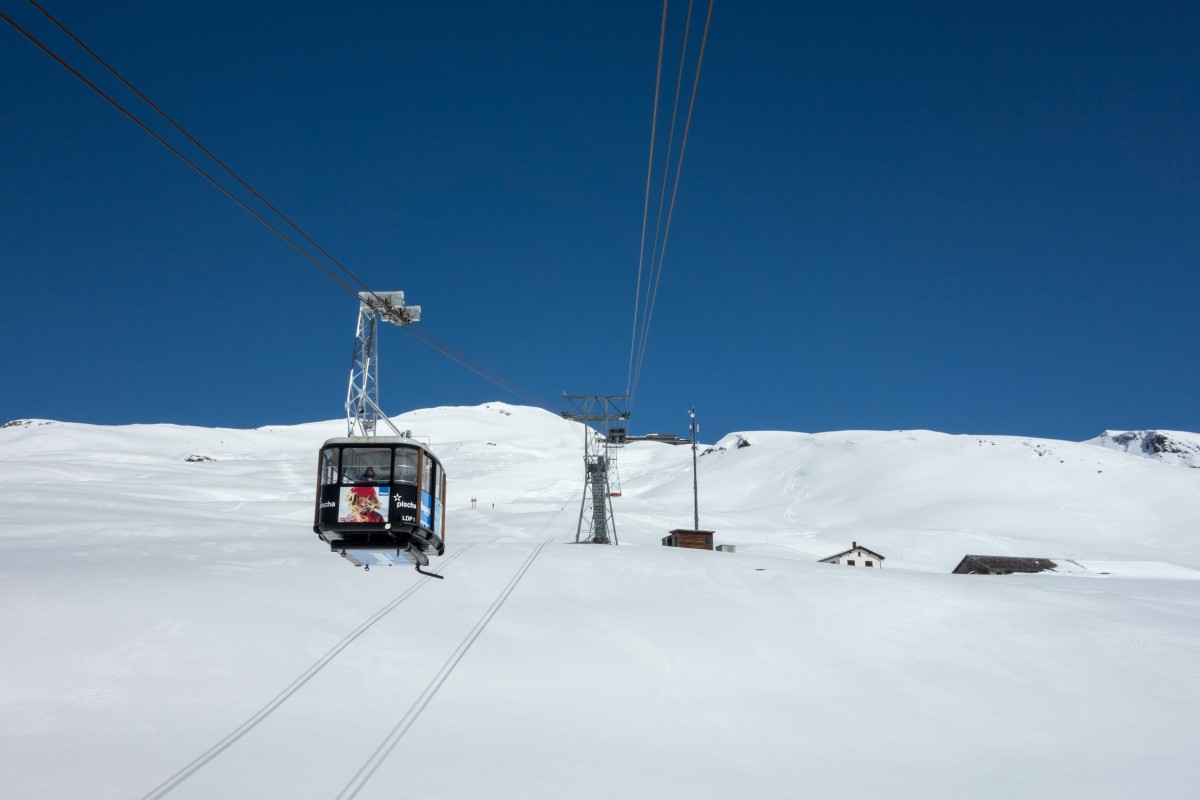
2,403 -> 1199,799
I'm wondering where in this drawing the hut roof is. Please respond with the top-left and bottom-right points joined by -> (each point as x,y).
954,555 -> 1058,574
819,542 -> 886,562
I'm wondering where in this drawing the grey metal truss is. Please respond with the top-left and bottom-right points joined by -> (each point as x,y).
346,291 -> 420,438
561,394 -> 630,544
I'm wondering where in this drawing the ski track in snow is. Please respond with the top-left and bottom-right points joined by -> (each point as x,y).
137,545 -> 472,800
336,541 -> 549,799
141,539 -> 552,800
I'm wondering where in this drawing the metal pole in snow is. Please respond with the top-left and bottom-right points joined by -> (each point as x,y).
690,407 -> 699,530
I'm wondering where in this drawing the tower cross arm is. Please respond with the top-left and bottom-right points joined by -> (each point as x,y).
360,290 -> 421,326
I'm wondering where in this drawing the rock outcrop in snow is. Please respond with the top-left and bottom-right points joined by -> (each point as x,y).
1086,429 -> 1200,468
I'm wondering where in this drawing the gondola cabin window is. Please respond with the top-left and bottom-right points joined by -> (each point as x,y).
320,448 -> 339,486
341,448 -> 392,484
419,451 -> 435,530
394,448 -> 418,484
438,472 -> 447,536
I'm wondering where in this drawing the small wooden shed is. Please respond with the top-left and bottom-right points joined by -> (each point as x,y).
662,529 -> 714,551
952,555 -> 1058,575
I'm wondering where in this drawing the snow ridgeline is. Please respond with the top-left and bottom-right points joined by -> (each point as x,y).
2,403 -> 1199,799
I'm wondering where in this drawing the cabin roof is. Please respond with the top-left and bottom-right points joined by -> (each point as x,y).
321,435 -> 425,448
820,544 -> 886,562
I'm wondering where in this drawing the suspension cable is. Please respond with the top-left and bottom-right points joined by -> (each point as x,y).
633,0 -> 696,407
3,6 -> 554,412
24,0 -> 378,303
626,0 -> 714,412
0,9 -> 365,299
401,325 -> 548,408
625,0 -> 670,400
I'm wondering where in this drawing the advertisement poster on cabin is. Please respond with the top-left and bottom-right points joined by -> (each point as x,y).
392,484 -> 419,525
340,485 -> 388,523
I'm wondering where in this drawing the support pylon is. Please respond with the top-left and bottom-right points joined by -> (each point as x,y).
561,395 -> 630,544
345,291 -> 420,438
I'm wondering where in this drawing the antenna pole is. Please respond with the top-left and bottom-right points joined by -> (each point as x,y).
690,407 -> 699,530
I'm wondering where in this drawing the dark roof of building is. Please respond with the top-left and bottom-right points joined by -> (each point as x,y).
953,555 -> 1058,574
819,543 -> 886,562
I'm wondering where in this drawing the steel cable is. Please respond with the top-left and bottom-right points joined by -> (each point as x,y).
24,0 -> 379,303
625,0 -> 670,400
627,0 -> 714,412
138,544 -> 477,800
632,0 -> 697,408
336,541 -> 550,799
3,5 -> 555,413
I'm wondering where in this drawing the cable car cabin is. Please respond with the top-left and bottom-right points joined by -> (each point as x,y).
314,436 -> 446,576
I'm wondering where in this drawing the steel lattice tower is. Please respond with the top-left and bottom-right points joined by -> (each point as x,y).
346,291 -> 420,438
561,394 -> 630,544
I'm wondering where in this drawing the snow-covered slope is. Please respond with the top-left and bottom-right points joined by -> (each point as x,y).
2,404 -> 1199,799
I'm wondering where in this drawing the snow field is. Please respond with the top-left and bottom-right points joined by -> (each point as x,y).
2,403 -> 1199,798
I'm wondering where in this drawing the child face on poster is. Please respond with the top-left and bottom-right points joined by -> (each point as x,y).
342,486 -> 383,522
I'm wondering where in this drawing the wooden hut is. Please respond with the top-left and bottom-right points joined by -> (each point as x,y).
662,529 -> 714,551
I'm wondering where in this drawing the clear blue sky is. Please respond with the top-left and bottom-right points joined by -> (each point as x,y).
2,1 -> 1197,442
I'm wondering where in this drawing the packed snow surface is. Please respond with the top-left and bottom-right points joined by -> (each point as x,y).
2,403 -> 1199,799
